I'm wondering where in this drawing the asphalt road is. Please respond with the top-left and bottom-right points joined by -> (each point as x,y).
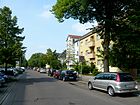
2,70 -> 140,105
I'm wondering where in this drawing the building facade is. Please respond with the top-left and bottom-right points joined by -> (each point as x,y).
79,31 -> 104,71
66,35 -> 81,70
79,31 -> 120,72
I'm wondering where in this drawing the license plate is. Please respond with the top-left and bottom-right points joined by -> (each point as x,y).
69,77 -> 73,79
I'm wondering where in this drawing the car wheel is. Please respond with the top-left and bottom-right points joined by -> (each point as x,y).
88,82 -> 93,90
108,87 -> 115,96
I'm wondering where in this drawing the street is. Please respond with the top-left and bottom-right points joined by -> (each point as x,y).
2,70 -> 140,105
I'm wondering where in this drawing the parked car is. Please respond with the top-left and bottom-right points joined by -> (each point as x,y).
0,75 -> 5,87
59,70 -> 77,81
0,72 -> 8,82
40,68 -> 46,73
53,70 -> 62,79
88,72 -> 138,96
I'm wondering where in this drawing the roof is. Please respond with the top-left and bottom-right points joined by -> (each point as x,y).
68,35 -> 81,39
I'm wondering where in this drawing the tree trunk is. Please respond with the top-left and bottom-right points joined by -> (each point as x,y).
103,34 -> 110,72
130,68 -> 137,79
103,1 -> 112,72
4,62 -> 8,75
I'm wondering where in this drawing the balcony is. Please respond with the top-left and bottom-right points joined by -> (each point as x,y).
87,53 -> 95,59
88,41 -> 95,48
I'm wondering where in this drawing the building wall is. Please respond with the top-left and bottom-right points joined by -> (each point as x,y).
66,33 -> 120,72
74,40 -> 80,62
66,35 -> 81,70
79,33 -> 96,65
79,32 -> 104,71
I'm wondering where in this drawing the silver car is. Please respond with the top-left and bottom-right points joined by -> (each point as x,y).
88,72 -> 138,96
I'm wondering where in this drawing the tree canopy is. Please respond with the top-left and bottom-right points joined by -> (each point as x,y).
28,53 -> 46,68
109,1 -> 140,72
28,49 -> 62,70
52,0 -> 140,72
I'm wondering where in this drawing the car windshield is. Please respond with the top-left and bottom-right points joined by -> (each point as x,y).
119,73 -> 134,82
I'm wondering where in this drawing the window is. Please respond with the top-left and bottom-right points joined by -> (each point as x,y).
77,51 -> 78,56
97,60 -> 101,65
81,52 -> 83,56
90,36 -> 94,41
95,73 -> 104,79
85,39 -> 88,45
110,74 -> 116,80
97,47 -> 101,53
80,41 -> 83,45
119,73 -> 134,82
103,74 -> 110,80
85,50 -> 89,55
96,34 -> 100,40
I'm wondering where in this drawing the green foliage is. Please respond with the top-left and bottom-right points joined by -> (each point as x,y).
28,49 -> 62,70
73,62 -> 97,75
52,0 -> 140,72
45,48 -> 62,69
92,68 -> 100,76
109,1 -> 140,72
81,64 -> 92,74
28,53 -> 46,68
0,6 -> 25,69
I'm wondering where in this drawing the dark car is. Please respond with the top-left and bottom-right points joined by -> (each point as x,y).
0,72 -> 8,82
0,75 -> 5,87
59,70 -> 77,81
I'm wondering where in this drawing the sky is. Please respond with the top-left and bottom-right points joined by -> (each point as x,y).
0,0 -> 97,60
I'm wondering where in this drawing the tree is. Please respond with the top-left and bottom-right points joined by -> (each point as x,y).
45,49 -> 62,69
109,2 -> 140,74
52,0 -> 139,72
28,53 -> 46,68
19,52 -> 28,67
0,6 -> 25,72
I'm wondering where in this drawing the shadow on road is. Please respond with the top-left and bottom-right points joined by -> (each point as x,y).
19,77 -> 57,84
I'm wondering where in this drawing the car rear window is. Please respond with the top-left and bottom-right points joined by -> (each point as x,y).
119,73 -> 134,82
66,70 -> 74,74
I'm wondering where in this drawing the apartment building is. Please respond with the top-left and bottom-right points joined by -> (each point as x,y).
66,35 -> 81,69
79,31 -> 104,72
79,31 -> 120,72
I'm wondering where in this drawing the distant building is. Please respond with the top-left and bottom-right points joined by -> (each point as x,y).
66,35 -> 81,70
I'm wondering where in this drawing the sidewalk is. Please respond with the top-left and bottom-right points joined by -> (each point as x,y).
0,74 -> 23,105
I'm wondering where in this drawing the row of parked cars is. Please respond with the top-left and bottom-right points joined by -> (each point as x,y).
52,70 -> 77,81
0,67 -> 25,87
34,68 -> 138,96
48,69 -> 139,96
33,68 -> 78,81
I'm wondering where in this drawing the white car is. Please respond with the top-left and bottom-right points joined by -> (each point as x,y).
40,68 -> 46,73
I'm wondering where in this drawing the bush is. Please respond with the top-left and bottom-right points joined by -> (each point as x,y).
92,68 -> 100,76
81,65 -> 92,74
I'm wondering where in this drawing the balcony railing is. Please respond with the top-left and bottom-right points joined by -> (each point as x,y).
88,41 -> 95,48
87,53 -> 95,59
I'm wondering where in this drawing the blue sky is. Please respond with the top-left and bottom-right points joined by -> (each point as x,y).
0,0 -> 97,60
